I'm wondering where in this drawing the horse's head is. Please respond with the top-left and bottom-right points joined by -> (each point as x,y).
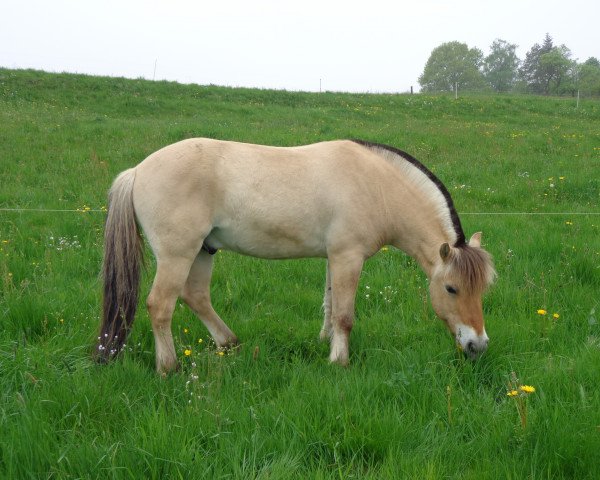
428,232 -> 496,359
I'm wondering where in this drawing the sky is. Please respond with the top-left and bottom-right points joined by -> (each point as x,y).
2,0 -> 599,93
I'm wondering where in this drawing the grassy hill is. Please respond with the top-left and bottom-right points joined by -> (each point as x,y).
1,68 -> 599,478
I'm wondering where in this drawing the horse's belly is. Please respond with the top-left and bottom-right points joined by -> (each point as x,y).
204,221 -> 327,259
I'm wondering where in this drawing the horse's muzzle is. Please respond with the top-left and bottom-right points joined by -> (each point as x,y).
454,324 -> 489,359
463,336 -> 489,359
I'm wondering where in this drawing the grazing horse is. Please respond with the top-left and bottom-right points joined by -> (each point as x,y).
97,138 -> 496,373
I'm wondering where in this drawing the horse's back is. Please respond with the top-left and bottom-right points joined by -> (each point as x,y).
131,138 -> 395,259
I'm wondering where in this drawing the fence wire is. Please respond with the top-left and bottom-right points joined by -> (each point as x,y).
2,208 -> 599,215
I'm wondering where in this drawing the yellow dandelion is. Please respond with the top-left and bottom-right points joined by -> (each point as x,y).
520,385 -> 535,394
198,338 -> 203,344
183,328 -> 189,334
184,349 -> 192,356
217,351 -> 225,357
507,390 -> 519,397
380,246 -> 389,252
553,313 -> 560,319
537,309 -> 547,315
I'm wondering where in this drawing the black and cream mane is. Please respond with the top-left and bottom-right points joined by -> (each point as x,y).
353,140 -> 495,294
352,139 -> 466,247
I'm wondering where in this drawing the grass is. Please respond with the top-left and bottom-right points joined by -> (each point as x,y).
1,68 -> 600,479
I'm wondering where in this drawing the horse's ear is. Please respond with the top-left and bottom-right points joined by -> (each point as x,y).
469,232 -> 482,248
439,243 -> 451,262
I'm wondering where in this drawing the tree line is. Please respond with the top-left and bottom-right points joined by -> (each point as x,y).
418,34 -> 600,96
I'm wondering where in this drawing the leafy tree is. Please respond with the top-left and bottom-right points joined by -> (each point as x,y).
519,33 -> 554,94
419,41 -> 487,93
539,45 -> 574,94
583,57 -> 600,68
483,39 -> 520,92
519,34 -> 574,95
578,57 -> 600,96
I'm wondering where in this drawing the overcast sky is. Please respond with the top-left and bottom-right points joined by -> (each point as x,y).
2,0 -> 599,93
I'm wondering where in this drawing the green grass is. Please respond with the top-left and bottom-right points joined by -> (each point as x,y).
1,68 -> 600,479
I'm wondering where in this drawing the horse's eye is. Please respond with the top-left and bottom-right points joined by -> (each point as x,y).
445,285 -> 458,295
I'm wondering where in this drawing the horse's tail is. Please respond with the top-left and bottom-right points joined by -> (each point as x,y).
96,168 -> 143,362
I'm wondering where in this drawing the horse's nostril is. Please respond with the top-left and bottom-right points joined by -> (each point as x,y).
467,341 -> 476,353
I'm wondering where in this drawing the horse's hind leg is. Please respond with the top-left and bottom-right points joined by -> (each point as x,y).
181,250 -> 239,348
147,256 -> 196,374
319,262 -> 332,341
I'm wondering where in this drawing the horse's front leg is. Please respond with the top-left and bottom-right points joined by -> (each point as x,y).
326,252 -> 364,366
319,262 -> 332,341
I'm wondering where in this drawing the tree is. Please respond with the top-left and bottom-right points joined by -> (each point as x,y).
519,33 -> 554,94
419,41 -> 487,93
578,57 -> 600,96
483,39 -> 520,92
519,34 -> 574,95
538,45 -> 574,94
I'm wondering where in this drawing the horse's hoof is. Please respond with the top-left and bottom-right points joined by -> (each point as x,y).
319,329 -> 330,342
156,359 -> 179,376
328,353 -> 349,367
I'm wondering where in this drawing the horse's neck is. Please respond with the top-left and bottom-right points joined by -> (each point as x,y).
390,213 -> 448,279
378,162 -> 456,279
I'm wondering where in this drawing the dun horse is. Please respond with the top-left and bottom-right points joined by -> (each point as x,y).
97,139 -> 495,373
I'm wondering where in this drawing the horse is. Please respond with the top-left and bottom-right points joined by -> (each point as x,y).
97,138 -> 496,373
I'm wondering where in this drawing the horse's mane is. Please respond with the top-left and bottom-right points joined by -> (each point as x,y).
352,140 -> 496,293
352,140 -> 466,246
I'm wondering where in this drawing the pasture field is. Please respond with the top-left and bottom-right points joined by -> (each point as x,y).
1,68 -> 599,479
